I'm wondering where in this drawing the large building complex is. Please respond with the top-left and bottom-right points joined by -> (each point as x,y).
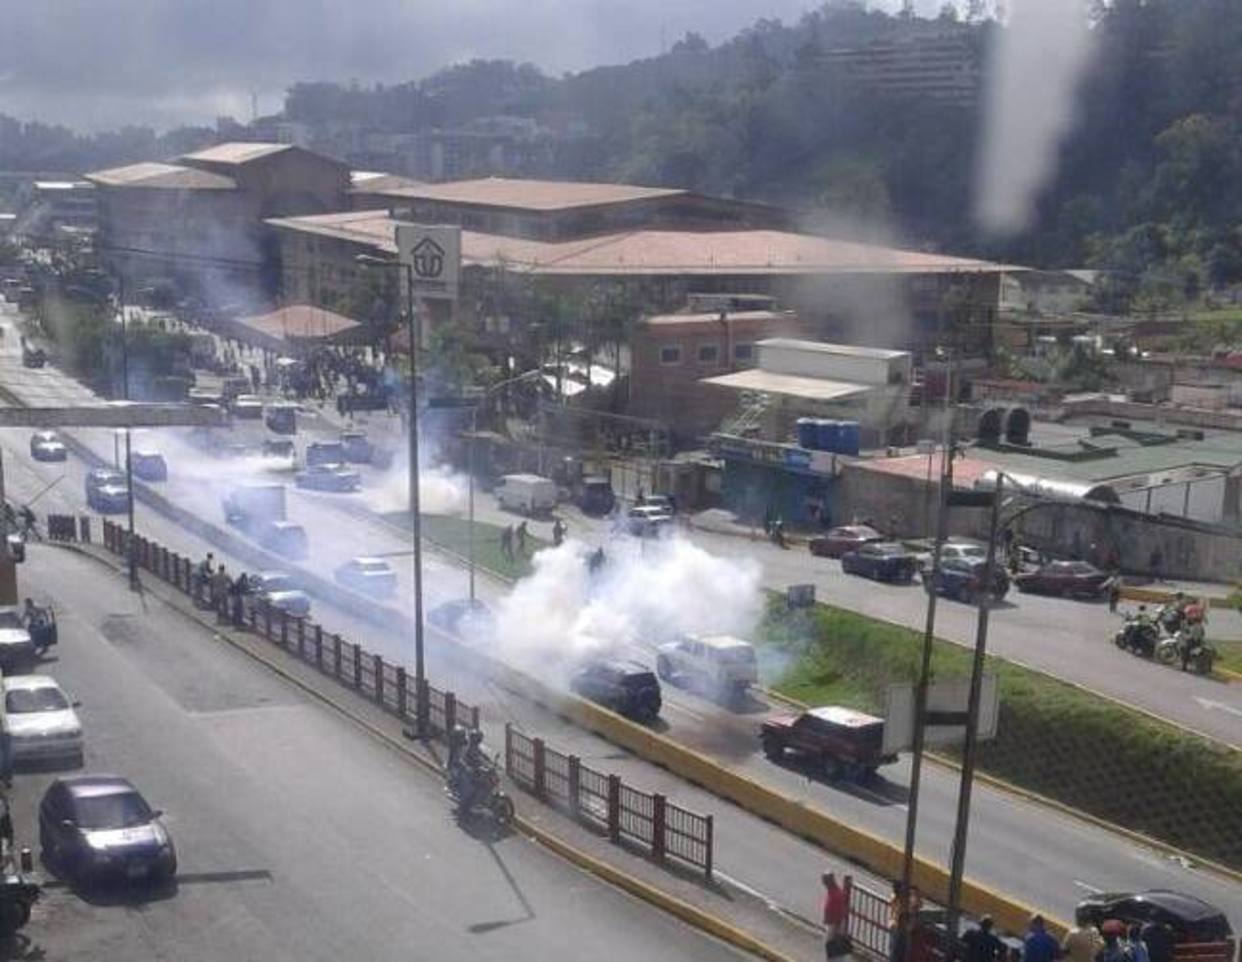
824,28 -> 985,107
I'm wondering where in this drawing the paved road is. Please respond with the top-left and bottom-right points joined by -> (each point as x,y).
2,302 -> 1240,931
5,546 -> 756,962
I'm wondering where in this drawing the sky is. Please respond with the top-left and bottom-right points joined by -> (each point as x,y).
0,0 -> 946,132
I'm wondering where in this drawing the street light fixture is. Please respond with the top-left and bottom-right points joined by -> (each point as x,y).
356,253 -> 428,738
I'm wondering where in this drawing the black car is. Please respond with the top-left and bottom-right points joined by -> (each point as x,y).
926,557 -> 1010,603
570,660 -> 662,722
840,542 -> 918,583
1076,891 -> 1233,944
39,775 -> 177,885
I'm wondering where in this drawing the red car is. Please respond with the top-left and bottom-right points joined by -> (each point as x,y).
808,525 -> 884,559
1013,560 -> 1111,599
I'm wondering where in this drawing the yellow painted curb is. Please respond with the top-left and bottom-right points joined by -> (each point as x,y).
1118,585 -> 1232,608
1215,666 -> 1242,685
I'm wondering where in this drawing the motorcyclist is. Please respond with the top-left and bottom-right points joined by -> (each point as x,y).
1124,605 -> 1157,655
1178,619 -> 1207,672
456,730 -> 489,813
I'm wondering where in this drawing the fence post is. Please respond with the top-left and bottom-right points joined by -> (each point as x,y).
704,814 -> 714,881
249,604 -> 258,632
80,516 -> 91,543
374,655 -> 384,704
417,678 -> 431,736
279,610 -> 289,647
353,645 -> 362,690
315,625 -> 324,669
396,667 -> 407,717
607,774 -> 621,843
533,738 -> 547,801
652,794 -> 666,862
333,634 -> 343,679
264,602 -> 272,639
444,691 -> 456,734
504,723 -> 513,776
297,618 -> 305,658
170,553 -> 180,589
568,755 -> 581,817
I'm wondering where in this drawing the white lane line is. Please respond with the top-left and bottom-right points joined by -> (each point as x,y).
1073,879 -> 1103,894
712,869 -> 822,933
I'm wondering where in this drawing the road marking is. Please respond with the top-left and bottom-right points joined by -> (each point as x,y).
1193,696 -> 1242,719
712,868 -> 821,933
1073,879 -> 1103,894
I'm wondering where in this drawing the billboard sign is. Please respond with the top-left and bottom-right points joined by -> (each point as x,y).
882,675 -> 1000,755
396,223 -> 461,301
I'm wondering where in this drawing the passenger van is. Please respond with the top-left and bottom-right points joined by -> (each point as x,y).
495,474 -> 557,516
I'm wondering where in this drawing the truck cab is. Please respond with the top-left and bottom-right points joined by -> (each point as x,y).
760,705 -> 895,782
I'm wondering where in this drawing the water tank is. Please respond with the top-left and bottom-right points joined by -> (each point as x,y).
796,417 -> 819,450
818,419 -> 841,453
1005,407 -> 1031,446
837,421 -> 861,456
978,408 -> 1005,445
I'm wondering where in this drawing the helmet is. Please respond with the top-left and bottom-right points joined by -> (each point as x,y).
1138,605 -> 1147,612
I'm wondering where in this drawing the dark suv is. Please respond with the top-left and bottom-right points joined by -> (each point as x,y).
570,660 -> 662,722
1075,891 -> 1233,945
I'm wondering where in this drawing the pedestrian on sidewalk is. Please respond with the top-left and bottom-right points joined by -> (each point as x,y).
1062,920 -> 1104,962
961,916 -> 1005,962
821,872 -> 851,960
1024,915 -> 1060,962
1108,576 -> 1122,613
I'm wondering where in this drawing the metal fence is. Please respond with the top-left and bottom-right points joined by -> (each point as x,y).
847,876 -> 893,961
99,520 -> 480,741
504,723 -> 713,879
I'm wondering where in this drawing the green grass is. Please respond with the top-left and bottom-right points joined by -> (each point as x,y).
758,598 -> 1242,869
381,511 -> 546,581
1213,640 -> 1242,675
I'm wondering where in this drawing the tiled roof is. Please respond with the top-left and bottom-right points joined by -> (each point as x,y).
85,162 -> 236,190
180,142 -> 293,165
848,453 -> 993,488
239,304 -> 359,341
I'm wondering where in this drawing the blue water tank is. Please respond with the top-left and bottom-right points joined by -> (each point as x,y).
817,419 -> 840,452
796,417 -> 819,450
838,420 -> 861,456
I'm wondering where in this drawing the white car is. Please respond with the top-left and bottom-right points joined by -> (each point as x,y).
29,430 -> 68,462
334,557 -> 397,598
656,633 -> 758,703
625,505 -> 673,537
0,606 -> 36,669
4,675 -> 83,764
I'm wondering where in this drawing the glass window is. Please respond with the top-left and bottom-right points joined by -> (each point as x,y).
659,345 -> 682,365
733,343 -> 754,361
697,343 -> 720,364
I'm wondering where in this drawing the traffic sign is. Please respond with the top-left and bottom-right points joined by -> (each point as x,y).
396,223 -> 461,301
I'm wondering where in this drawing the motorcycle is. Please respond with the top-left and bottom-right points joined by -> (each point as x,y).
0,851 -> 40,936
1155,631 -> 1216,675
1114,616 -> 1159,658
446,756 -> 515,828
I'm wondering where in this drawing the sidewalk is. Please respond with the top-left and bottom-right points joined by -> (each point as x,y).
68,539 -> 827,962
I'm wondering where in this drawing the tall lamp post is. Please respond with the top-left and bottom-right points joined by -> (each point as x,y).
357,254 -> 428,738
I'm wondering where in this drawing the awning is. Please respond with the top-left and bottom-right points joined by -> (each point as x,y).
701,368 -> 871,402
231,304 -> 362,354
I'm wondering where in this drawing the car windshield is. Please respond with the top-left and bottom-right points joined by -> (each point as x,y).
6,687 -> 69,713
73,790 -> 154,830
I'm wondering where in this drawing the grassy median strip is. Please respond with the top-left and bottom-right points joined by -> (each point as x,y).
758,598 -> 1242,871
380,511 -> 545,580
1215,640 -> 1242,676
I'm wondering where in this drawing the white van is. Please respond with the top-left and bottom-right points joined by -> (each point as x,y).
495,474 -> 557,515
656,633 -> 759,703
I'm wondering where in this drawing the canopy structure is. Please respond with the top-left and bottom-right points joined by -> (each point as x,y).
230,304 -> 363,355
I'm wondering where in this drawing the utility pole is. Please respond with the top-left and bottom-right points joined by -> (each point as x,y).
117,273 -> 138,591
944,475 -> 1004,943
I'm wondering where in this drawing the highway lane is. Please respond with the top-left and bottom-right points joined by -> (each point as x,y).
6,546 -> 757,962
3,304 -> 1240,929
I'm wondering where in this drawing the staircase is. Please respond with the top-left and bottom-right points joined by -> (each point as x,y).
720,391 -> 770,437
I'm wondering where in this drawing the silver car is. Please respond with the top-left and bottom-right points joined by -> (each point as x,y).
0,607 -> 36,669
244,571 -> 311,617
5,675 -> 83,764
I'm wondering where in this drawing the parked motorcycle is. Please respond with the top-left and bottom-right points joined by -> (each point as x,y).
446,757 -> 515,828
0,850 -> 40,936
1155,630 -> 1216,675
1114,615 -> 1160,658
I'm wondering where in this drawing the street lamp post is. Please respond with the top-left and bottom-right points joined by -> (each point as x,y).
357,254 -> 428,738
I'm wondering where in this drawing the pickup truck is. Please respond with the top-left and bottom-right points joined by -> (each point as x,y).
760,705 -> 896,782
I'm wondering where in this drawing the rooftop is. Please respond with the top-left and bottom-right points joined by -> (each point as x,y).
86,162 -> 236,191
701,368 -> 872,402
759,338 -> 908,360
180,142 -> 294,166
33,180 -> 92,191
350,171 -> 425,192
268,210 -> 1020,277
361,176 -> 686,212
642,310 -> 788,328
848,453 -> 993,488
238,304 -> 360,342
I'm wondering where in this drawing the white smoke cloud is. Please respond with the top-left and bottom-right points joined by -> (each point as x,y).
363,461 -> 468,517
974,0 -> 1096,235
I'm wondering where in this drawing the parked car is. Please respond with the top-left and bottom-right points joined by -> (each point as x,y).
639,493 -> 677,516
1075,891 -> 1233,944
427,598 -> 495,642
760,705 -> 896,781
841,542 -> 919,583
340,431 -> 373,464
295,463 -> 361,492
305,441 -> 347,467
1014,560 -> 1112,599
334,557 -> 397,598
231,394 -> 264,419
625,505 -> 673,537
242,571 -> 311,618
808,525 -> 884,559
84,468 -> 129,513
221,376 -> 251,401
261,439 -> 296,467
29,430 -> 67,462
570,659 -> 662,722
910,539 -> 988,574
925,557 -> 1010,603
4,675 -> 83,765
39,775 -> 176,884
656,634 -> 758,703
130,450 -> 168,482
0,607 -> 37,671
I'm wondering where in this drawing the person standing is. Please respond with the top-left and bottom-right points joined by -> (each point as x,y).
1139,922 -> 1173,962
1024,915 -> 1061,962
1126,925 -> 1149,962
1063,921 -> 1104,962
821,872 -> 849,946
552,518 -> 566,547
516,521 -> 528,554
1108,576 -> 1122,614
961,916 -> 1005,962
500,525 -> 514,561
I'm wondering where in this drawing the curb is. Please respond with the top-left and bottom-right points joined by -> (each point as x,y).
1214,666 -> 1242,685
757,685 -> 1242,887
57,542 -> 795,962
1118,585 -> 1233,608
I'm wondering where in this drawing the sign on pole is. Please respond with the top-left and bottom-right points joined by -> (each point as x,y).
396,223 -> 461,301
882,675 -> 1000,755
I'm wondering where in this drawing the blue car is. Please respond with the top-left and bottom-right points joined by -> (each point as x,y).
926,557 -> 1010,603
840,542 -> 918,583
39,775 -> 177,885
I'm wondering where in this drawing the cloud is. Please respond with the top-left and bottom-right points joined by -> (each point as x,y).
0,0 -> 849,131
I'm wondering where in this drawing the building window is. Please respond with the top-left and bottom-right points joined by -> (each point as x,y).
659,345 -> 683,366
733,343 -> 754,361
697,343 -> 721,365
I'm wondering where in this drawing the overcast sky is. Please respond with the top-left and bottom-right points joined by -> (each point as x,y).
0,0 -> 943,132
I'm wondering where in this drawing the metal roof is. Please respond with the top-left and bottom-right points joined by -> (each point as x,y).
642,310 -> 786,327
360,176 -> 685,212
85,162 -> 236,190
701,368 -> 872,402
179,142 -> 294,165
759,338 -> 908,360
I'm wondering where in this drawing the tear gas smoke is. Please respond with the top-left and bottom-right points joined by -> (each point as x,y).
493,534 -> 764,681
975,0 -> 1096,235
365,461 -> 469,516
